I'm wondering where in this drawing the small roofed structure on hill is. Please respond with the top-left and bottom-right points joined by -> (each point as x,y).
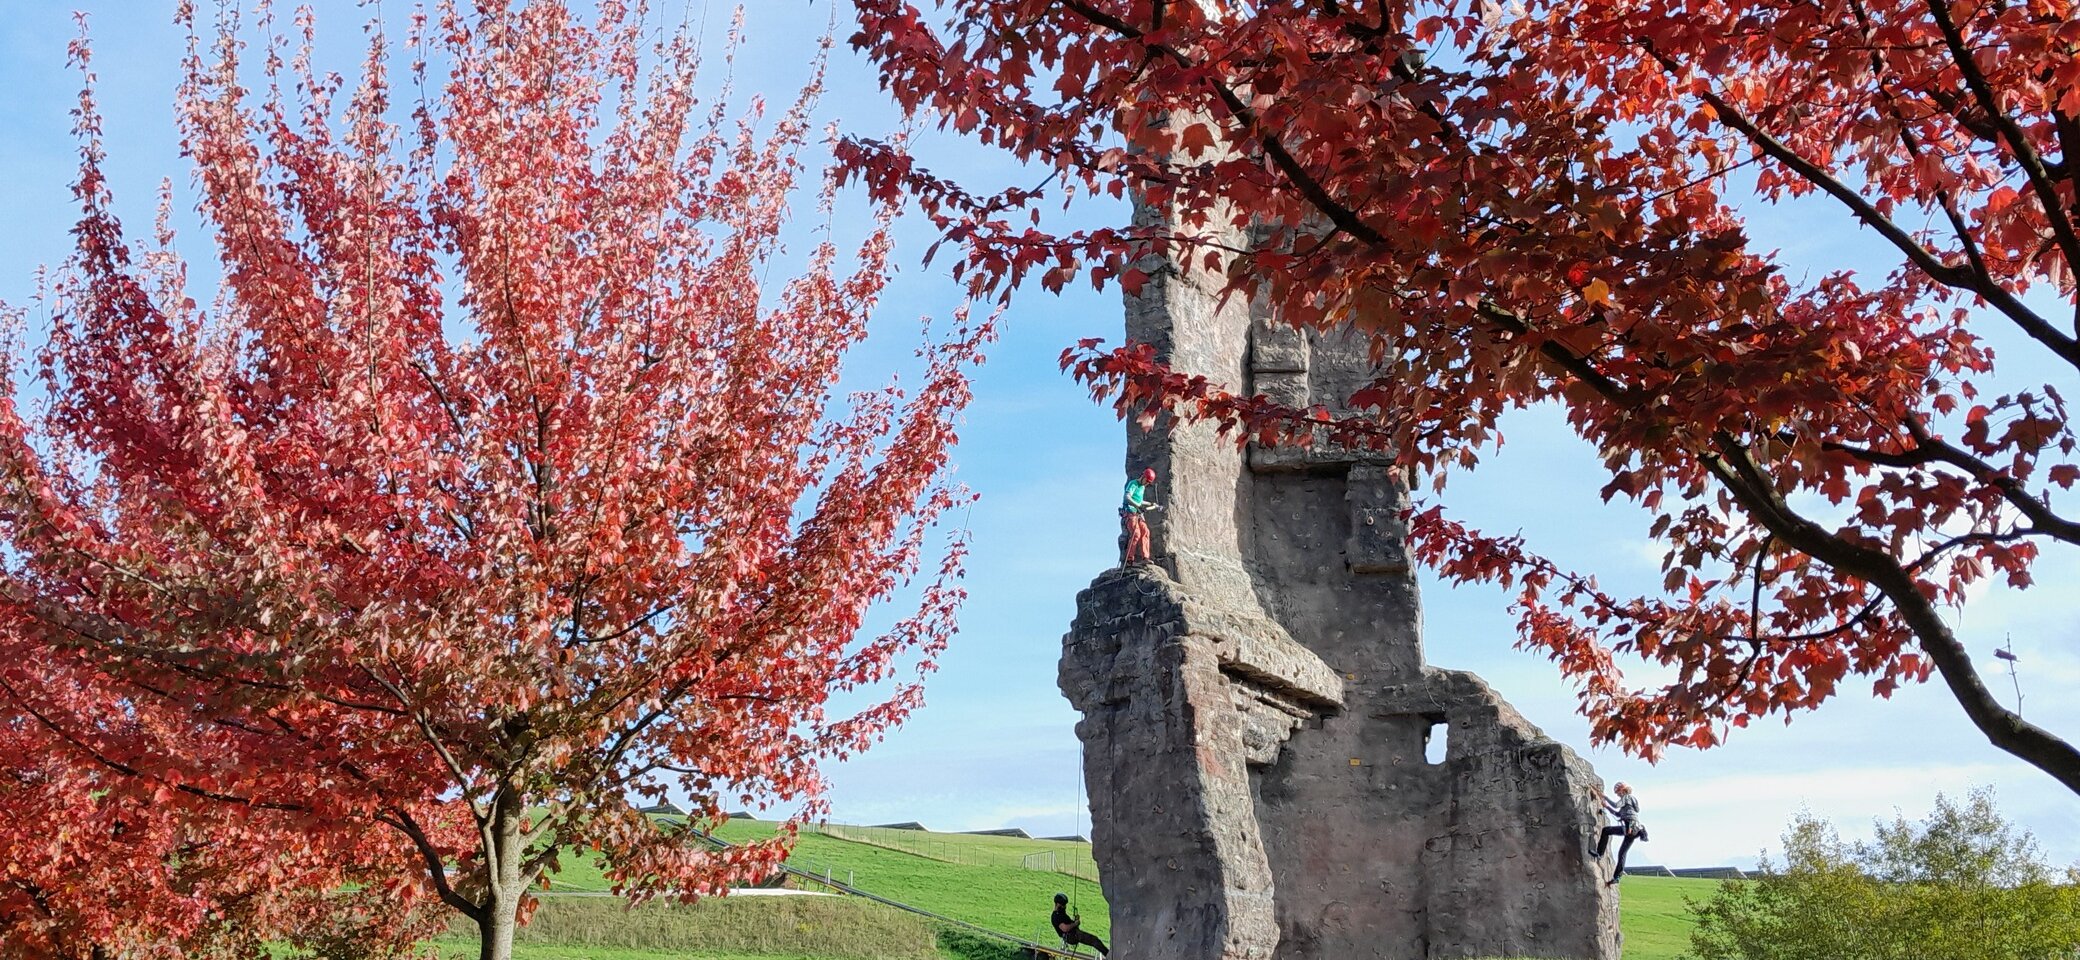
868,821 -> 929,831
637,800 -> 687,816
959,828 -> 1032,838
1039,835 -> 1090,843
1669,866 -> 1749,880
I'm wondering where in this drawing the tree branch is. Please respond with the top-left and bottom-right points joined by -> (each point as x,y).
1649,48 -> 2080,370
1825,433 -> 2080,545
0,675 -> 304,812
1053,0 -> 1394,246
1700,435 -> 2080,793
377,807 -> 485,923
1921,0 -> 2080,284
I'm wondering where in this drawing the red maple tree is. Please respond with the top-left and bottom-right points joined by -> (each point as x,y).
0,712 -> 438,960
841,0 -> 2080,794
0,3 -> 980,958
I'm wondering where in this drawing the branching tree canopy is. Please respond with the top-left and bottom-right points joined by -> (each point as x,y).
0,3 -> 981,958
840,0 -> 2080,794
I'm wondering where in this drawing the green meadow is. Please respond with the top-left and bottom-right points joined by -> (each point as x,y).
426,819 -> 1711,960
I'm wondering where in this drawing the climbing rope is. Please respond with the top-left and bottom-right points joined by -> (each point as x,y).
1068,739 -> 1100,916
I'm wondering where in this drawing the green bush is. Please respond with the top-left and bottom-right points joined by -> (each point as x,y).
1687,788 -> 2080,960
935,927 -> 1034,960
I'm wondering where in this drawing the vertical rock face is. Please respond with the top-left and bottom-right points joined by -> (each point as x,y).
1060,207 -> 1621,960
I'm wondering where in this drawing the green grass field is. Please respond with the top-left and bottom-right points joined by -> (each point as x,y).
1612,876 -> 1718,960
516,819 -> 1708,960
432,946 -> 843,960
433,945 -> 855,960
541,820 -> 1106,945
431,895 -> 940,960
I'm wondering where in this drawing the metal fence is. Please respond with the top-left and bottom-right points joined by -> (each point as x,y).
1018,849 -> 1100,888
789,856 -> 856,888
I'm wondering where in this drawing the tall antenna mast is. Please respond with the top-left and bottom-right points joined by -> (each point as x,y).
1993,634 -> 2023,718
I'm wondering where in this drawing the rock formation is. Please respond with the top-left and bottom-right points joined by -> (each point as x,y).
1059,206 -> 1623,960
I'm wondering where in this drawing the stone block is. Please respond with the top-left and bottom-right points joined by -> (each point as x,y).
1251,319 -> 1309,374
1346,464 -> 1413,575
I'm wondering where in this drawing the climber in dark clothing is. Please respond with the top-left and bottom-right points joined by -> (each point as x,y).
1051,892 -> 1109,956
1592,781 -> 1646,885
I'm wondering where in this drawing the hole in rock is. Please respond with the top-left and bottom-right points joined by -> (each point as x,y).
1424,718 -> 1449,765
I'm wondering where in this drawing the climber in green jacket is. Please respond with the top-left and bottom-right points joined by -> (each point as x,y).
1120,467 -> 1161,565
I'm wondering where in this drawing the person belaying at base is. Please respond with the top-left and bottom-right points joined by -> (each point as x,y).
1592,781 -> 1647,885
1051,892 -> 1109,956
1120,467 -> 1161,566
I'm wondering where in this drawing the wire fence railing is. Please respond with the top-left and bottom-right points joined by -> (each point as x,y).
786,855 -> 856,889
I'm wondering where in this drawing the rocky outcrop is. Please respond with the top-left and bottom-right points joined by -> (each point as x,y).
1062,566 -> 1340,960
1059,199 -> 1621,960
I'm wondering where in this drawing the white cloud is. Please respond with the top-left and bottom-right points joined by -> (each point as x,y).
1625,762 -> 2075,869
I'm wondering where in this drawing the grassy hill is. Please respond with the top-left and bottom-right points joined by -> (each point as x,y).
807,823 -> 1100,880
498,819 -> 1707,960
540,819 -> 1107,944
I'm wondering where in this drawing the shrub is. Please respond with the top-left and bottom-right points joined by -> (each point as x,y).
1687,788 -> 2080,960
935,927 -> 1033,960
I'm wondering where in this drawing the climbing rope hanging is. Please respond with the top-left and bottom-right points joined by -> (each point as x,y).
1070,738 -> 1098,910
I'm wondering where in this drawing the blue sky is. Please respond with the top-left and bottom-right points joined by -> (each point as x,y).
1,1 -> 2074,871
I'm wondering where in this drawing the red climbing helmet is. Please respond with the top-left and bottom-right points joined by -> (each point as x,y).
1140,468 -> 1157,483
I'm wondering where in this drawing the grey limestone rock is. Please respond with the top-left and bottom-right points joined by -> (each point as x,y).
1059,200 -> 1621,960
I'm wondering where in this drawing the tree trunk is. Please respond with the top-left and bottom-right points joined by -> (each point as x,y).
474,788 -> 530,960
475,897 -> 519,960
